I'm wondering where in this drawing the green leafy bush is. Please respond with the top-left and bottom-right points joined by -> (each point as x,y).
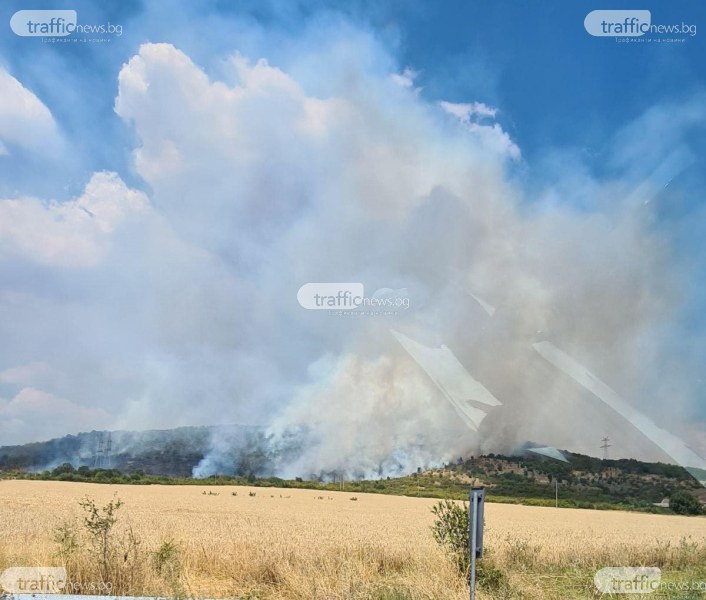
670,490 -> 704,516
431,499 -> 469,575
430,499 -> 507,591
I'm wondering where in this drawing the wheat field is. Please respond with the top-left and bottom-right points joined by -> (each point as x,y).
1,480 -> 705,599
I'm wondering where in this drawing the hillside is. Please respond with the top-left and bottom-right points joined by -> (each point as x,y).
0,425 -> 264,477
2,427 -> 705,513
417,453 -> 706,509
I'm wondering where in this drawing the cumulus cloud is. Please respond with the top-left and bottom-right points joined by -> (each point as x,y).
0,172 -> 149,267
0,387 -> 109,445
0,67 -> 63,156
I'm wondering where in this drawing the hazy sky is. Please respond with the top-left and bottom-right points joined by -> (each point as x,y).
0,1 -> 705,475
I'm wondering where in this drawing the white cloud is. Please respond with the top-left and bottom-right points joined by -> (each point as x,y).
467,121 -> 521,160
0,67 -> 62,156
0,387 -> 109,445
390,67 -> 419,89
0,362 -> 59,388
439,100 -> 497,121
115,43 -> 518,235
0,171 -> 149,267
439,100 -> 520,159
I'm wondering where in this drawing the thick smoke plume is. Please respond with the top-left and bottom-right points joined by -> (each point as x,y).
1,25 -> 704,479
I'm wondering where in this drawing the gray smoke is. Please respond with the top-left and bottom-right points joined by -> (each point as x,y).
1,26 -> 704,479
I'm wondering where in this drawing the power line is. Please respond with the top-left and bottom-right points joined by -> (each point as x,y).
93,431 -> 113,469
600,436 -> 612,460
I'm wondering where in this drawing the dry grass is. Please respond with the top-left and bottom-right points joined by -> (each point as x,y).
1,480 -> 705,599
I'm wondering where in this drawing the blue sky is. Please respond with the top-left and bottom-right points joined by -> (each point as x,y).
1,0 -> 705,191
0,1 -> 705,470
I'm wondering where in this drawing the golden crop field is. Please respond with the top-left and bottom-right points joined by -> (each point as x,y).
1,480 -> 706,599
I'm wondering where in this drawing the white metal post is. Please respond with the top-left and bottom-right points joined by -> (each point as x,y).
470,492 -> 477,600
469,487 -> 485,600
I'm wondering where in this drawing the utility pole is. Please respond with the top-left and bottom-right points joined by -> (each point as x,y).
555,479 -> 558,508
600,437 -> 612,460
105,432 -> 112,469
94,433 -> 104,469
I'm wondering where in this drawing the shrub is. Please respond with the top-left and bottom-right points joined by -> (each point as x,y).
504,535 -> 539,570
670,490 -> 704,516
54,521 -> 78,561
52,462 -> 75,476
430,499 -> 508,591
79,494 -> 123,578
56,495 -> 147,594
152,540 -> 185,598
431,499 -> 469,575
